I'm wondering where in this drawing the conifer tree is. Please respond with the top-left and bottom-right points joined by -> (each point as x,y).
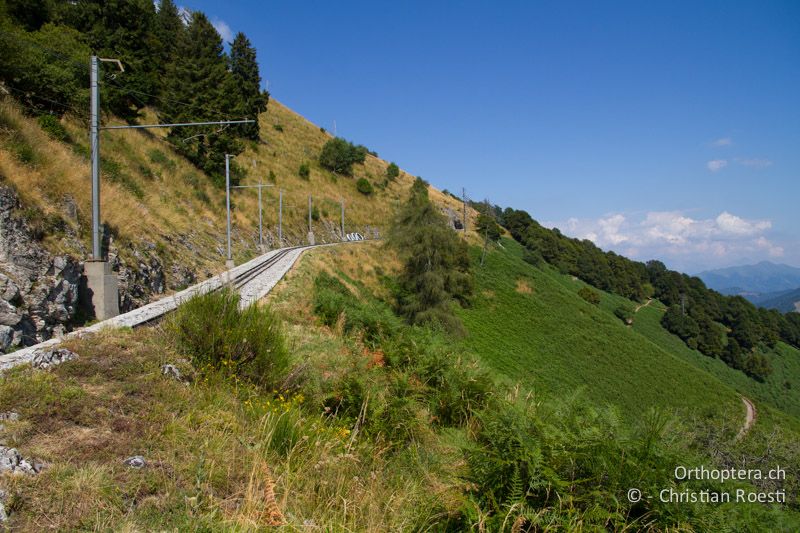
57,0 -> 159,120
228,32 -> 268,140
161,11 -> 242,184
153,0 -> 183,97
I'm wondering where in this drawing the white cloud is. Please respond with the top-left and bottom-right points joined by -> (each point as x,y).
711,137 -> 732,147
597,214 -> 628,245
715,211 -> 770,235
546,210 -> 780,270
736,158 -> 773,169
211,17 -> 234,43
707,159 -> 728,172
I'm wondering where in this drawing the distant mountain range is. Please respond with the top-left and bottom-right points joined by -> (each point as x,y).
697,261 -> 800,312
751,288 -> 800,313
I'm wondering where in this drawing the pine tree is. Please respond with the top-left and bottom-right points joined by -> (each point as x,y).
228,32 -> 268,140
161,11 -> 242,184
152,0 -> 183,97
57,0 -> 159,121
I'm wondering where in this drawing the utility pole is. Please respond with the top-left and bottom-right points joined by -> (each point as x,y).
90,56 -> 101,260
230,181 -> 273,252
480,199 -> 491,266
462,187 -> 467,233
307,194 -> 315,245
258,177 -> 263,249
680,293 -> 686,316
85,56 -> 123,321
85,55 -> 253,317
225,154 -> 234,268
254,160 -> 262,251
278,189 -> 283,247
341,198 -> 345,240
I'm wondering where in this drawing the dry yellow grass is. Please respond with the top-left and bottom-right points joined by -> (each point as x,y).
515,279 -> 533,294
0,96 -> 482,288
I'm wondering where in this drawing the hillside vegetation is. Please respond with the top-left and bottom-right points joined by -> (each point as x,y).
458,238 -> 742,423
0,0 -> 479,299
1,242 -> 797,530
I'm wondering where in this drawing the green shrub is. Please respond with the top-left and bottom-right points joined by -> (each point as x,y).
273,124 -> 284,132
318,137 -> 367,175
102,157 -> 144,199
476,213 -> 502,241
313,273 -> 400,348
17,206 -> 67,240
522,247 -> 544,267
463,398 -> 708,530
409,335 -> 493,426
614,304 -> 635,325
268,170 -> 276,182
37,114 -> 69,142
311,205 -> 320,221
356,177 -> 373,195
298,162 -> 310,180
147,149 -> 176,170
0,116 -> 40,165
386,162 -> 400,180
166,288 -> 290,388
193,189 -> 210,204
137,163 -> 157,181
578,286 -> 600,305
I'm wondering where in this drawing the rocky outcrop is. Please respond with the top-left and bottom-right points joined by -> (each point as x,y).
113,246 -> 167,312
0,446 -> 42,475
31,347 -> 78,369
442,206 -> 464,230
0,185 -> 204,351
0,186 -> 82,352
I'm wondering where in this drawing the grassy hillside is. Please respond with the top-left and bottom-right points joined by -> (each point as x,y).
2,242 -> 797,530
0,96 -> 479,281
458,238 -> 743,424
632,300 -> 800,419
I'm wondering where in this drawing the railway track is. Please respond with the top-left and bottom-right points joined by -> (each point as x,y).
231,246 -> 301,290
0,242 -> 350,371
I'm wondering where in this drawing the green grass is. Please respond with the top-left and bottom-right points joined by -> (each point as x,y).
633,300 -> 800,420
458,238 -> 743,424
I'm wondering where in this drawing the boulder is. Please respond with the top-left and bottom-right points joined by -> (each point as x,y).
31,348 -> 78,369
123,455 -> 146,469
161,364 -> 182,381
0,447 -> 40,475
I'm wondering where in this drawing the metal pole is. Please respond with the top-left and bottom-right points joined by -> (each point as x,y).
278,189 -> 283,246
462,187 -> 467,233
90,56 -> 101,260
258,178 -> 263,248
225,154 -> 232,263
341,198 -> 345,240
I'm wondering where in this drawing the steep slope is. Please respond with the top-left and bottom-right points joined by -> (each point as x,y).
3,242 -> 797,530
458,238 -> 800,424
457,238 -> 744,423
0,96 -> 478,351
632,299 -> 800,419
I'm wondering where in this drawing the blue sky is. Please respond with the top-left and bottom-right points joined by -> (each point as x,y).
182,0 -> 799,272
